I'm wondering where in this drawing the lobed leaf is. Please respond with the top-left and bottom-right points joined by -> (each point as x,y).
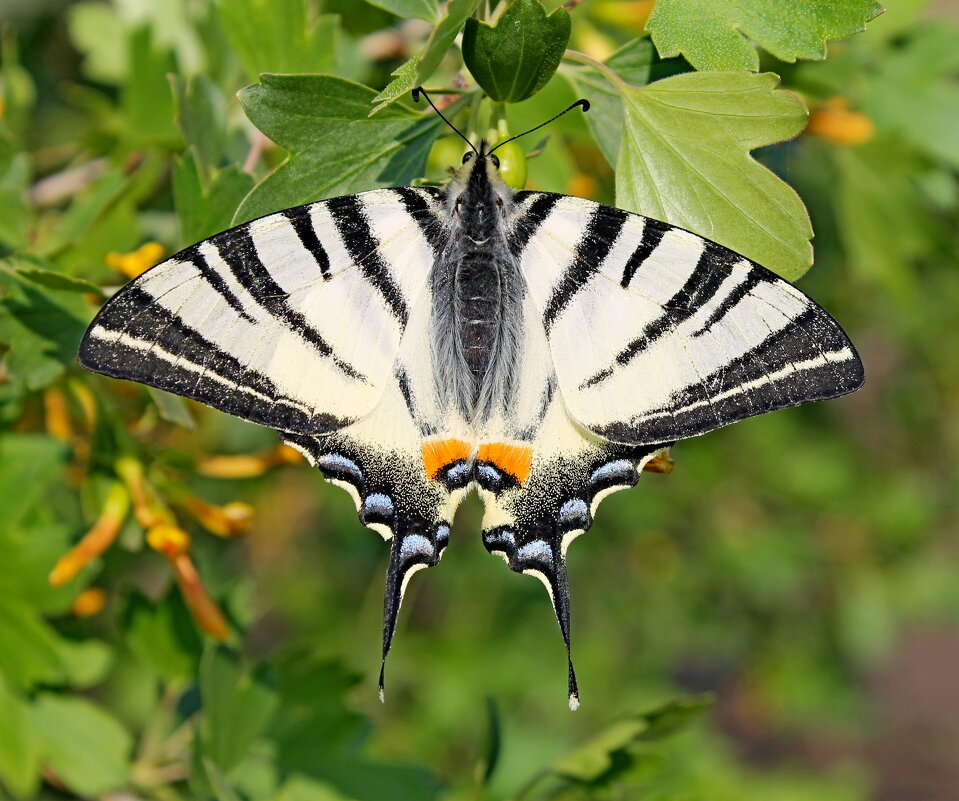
616,71 -> 813,280
235,74 -> 459,222
563,37 -> 691,167
647,0 -> 883,72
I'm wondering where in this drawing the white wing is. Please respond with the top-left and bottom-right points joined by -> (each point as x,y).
512,192 -> 864,445
79,187 -> 445,433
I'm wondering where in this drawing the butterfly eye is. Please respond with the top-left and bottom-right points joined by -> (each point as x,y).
490,154 -> 501,168
462,152 -> 475,164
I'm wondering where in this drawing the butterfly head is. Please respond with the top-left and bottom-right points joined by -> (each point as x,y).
449,143 -> 515,222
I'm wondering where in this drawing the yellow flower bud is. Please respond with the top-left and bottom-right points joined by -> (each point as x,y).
147,524 -> 191,558
72,587 -> 107,617
105,242 -> 165,279
806,98 -> 874,147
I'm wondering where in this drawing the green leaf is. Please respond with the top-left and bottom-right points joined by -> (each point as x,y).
32,693 -> 132,797
563,38 -> 691,167
235,75 -> 460,222
832,136 -> 930,304
463,0 -> 570,103
0,151 -> 29,251
171,73 -> 231,173
274,775 -> 356,801
0,677 -> 40,797
121,25 -> 179,145
0,434 -> 68,530
173,148 -> 254,245
124,591 -> 203,681
550,696 -> 712,783
0,600 -> 67,690
0,264 -> 90,390
68,1 -> 127,84
364,0 -> 439,22
647,0 -> 883,72
16,267 -> 104,297
200,646 -> 279,774
616,71 -> 812,280
859,26 -> 959,169
217,0 -> 339,78
370,0 -> 480,113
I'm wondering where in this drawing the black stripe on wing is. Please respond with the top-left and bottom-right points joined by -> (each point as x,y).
593,305 -> 864,444
327,194 -> 410,325
542,206 -> 628,333
621,218 -> 670,288
511,192 -> 561,256
180,243 -> 256,324
581,240 -> 740,389
392,186 -> 446,254
214,222 -> 367,382
281,206 -> 332,281
78,287 -> 351,432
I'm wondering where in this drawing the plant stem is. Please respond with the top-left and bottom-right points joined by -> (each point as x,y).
562,48 -> 627,89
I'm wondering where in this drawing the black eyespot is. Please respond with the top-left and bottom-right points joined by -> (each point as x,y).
462,152 -> 475,164
490,154 -> 500,168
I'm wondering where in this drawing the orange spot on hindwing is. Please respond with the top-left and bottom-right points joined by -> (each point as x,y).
421,439 -> 472,480
477,443 -> 533,486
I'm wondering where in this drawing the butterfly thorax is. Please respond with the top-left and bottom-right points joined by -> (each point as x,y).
431,152 -> 523,423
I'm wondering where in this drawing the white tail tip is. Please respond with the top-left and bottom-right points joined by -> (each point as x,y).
378,687 -> 385,703
568,693 -> 580,711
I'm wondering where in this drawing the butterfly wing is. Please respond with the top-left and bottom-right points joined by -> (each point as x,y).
80,186 -> 466,695
512,192 -> 864,445
474,191 -> 864,707
79,188 -> 444,434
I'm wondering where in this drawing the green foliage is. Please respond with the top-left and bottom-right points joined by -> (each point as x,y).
217,0 -> 340,78
1,1 -> 959,800
463,0 -> 571,102
371,0 -> 480,112
647,0 -> 883,71
235,74 -> 461,220
616,71 -> 811,279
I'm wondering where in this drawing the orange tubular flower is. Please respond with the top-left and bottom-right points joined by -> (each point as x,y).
184,497 -> 255,538
196,443 -> 304,478
49,482 -> 130,586
116,456 -> 171,529
806,98 -> 874,147
105,242 -> 165,279
147,524 -> 231,641
43,387 -> 73,442
72,587 -> 107,617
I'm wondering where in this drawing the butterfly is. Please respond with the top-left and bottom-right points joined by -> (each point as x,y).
78,90 -> 864,708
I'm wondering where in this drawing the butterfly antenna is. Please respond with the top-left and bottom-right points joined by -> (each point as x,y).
413,87 -> 478,155
489,99 -> 590,154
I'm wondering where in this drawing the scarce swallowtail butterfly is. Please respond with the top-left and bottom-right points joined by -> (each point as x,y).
78,90 -> 864,709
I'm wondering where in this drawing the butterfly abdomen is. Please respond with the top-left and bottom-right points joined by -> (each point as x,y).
430,155 -> 523,420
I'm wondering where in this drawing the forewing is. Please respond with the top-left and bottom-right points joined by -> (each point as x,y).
79,187 -> 445,434
512,192 -> 864,445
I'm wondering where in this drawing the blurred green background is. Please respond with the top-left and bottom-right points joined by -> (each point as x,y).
1,1 -> 958,799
